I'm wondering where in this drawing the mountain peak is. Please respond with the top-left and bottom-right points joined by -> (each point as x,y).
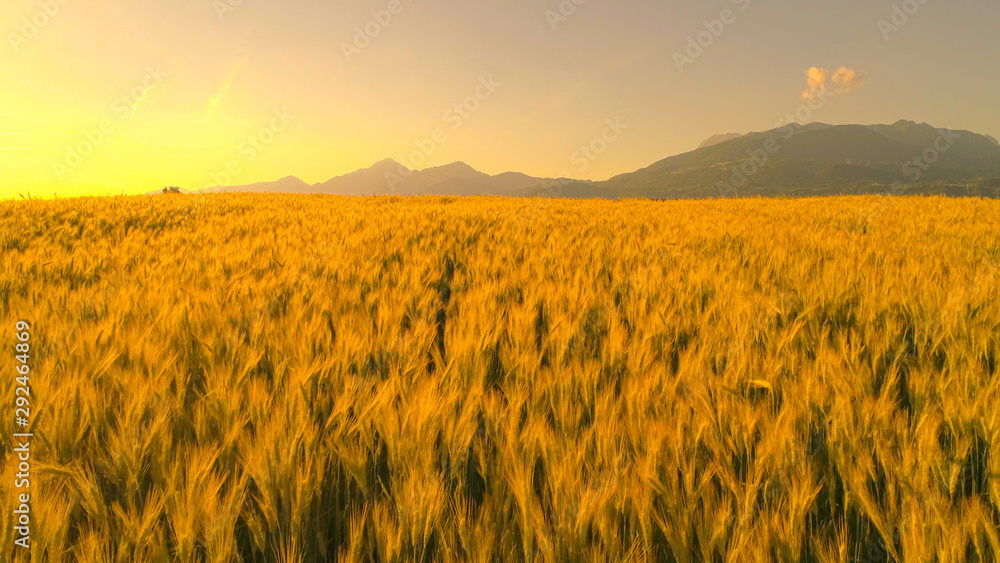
887,119 -> 932,132
371,158 -> 405,170
419,162 -> 485,178
432,161 -> 477,171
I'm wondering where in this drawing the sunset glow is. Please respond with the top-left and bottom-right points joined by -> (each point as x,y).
2,0 -> 998,197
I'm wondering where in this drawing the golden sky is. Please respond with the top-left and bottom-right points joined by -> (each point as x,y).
2,0 -> 998,197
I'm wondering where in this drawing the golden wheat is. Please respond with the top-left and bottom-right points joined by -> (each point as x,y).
1,194 -> 999,562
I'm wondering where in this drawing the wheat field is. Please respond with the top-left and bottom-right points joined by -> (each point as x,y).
2,194 -> 1000,562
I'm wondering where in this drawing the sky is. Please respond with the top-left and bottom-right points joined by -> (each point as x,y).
1,0 -> 998,198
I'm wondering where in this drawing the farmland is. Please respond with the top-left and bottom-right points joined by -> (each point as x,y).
2,194 -> 1000,561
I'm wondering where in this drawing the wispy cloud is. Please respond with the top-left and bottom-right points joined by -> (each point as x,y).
206,60 -> 247,116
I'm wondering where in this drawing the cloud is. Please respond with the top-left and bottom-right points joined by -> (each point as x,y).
800,66 -> 865,102
831,66 -> 865,94
801,67 -> 829,103
206,61 -> 247,116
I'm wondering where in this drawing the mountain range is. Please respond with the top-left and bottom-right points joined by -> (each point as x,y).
169,159 -> 568,197
157,121 -> 1000,199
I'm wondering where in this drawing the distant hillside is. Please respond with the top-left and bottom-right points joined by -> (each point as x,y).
310,159 -> 406,195
518,121 -> 1000,199
201,176 -> 313,194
